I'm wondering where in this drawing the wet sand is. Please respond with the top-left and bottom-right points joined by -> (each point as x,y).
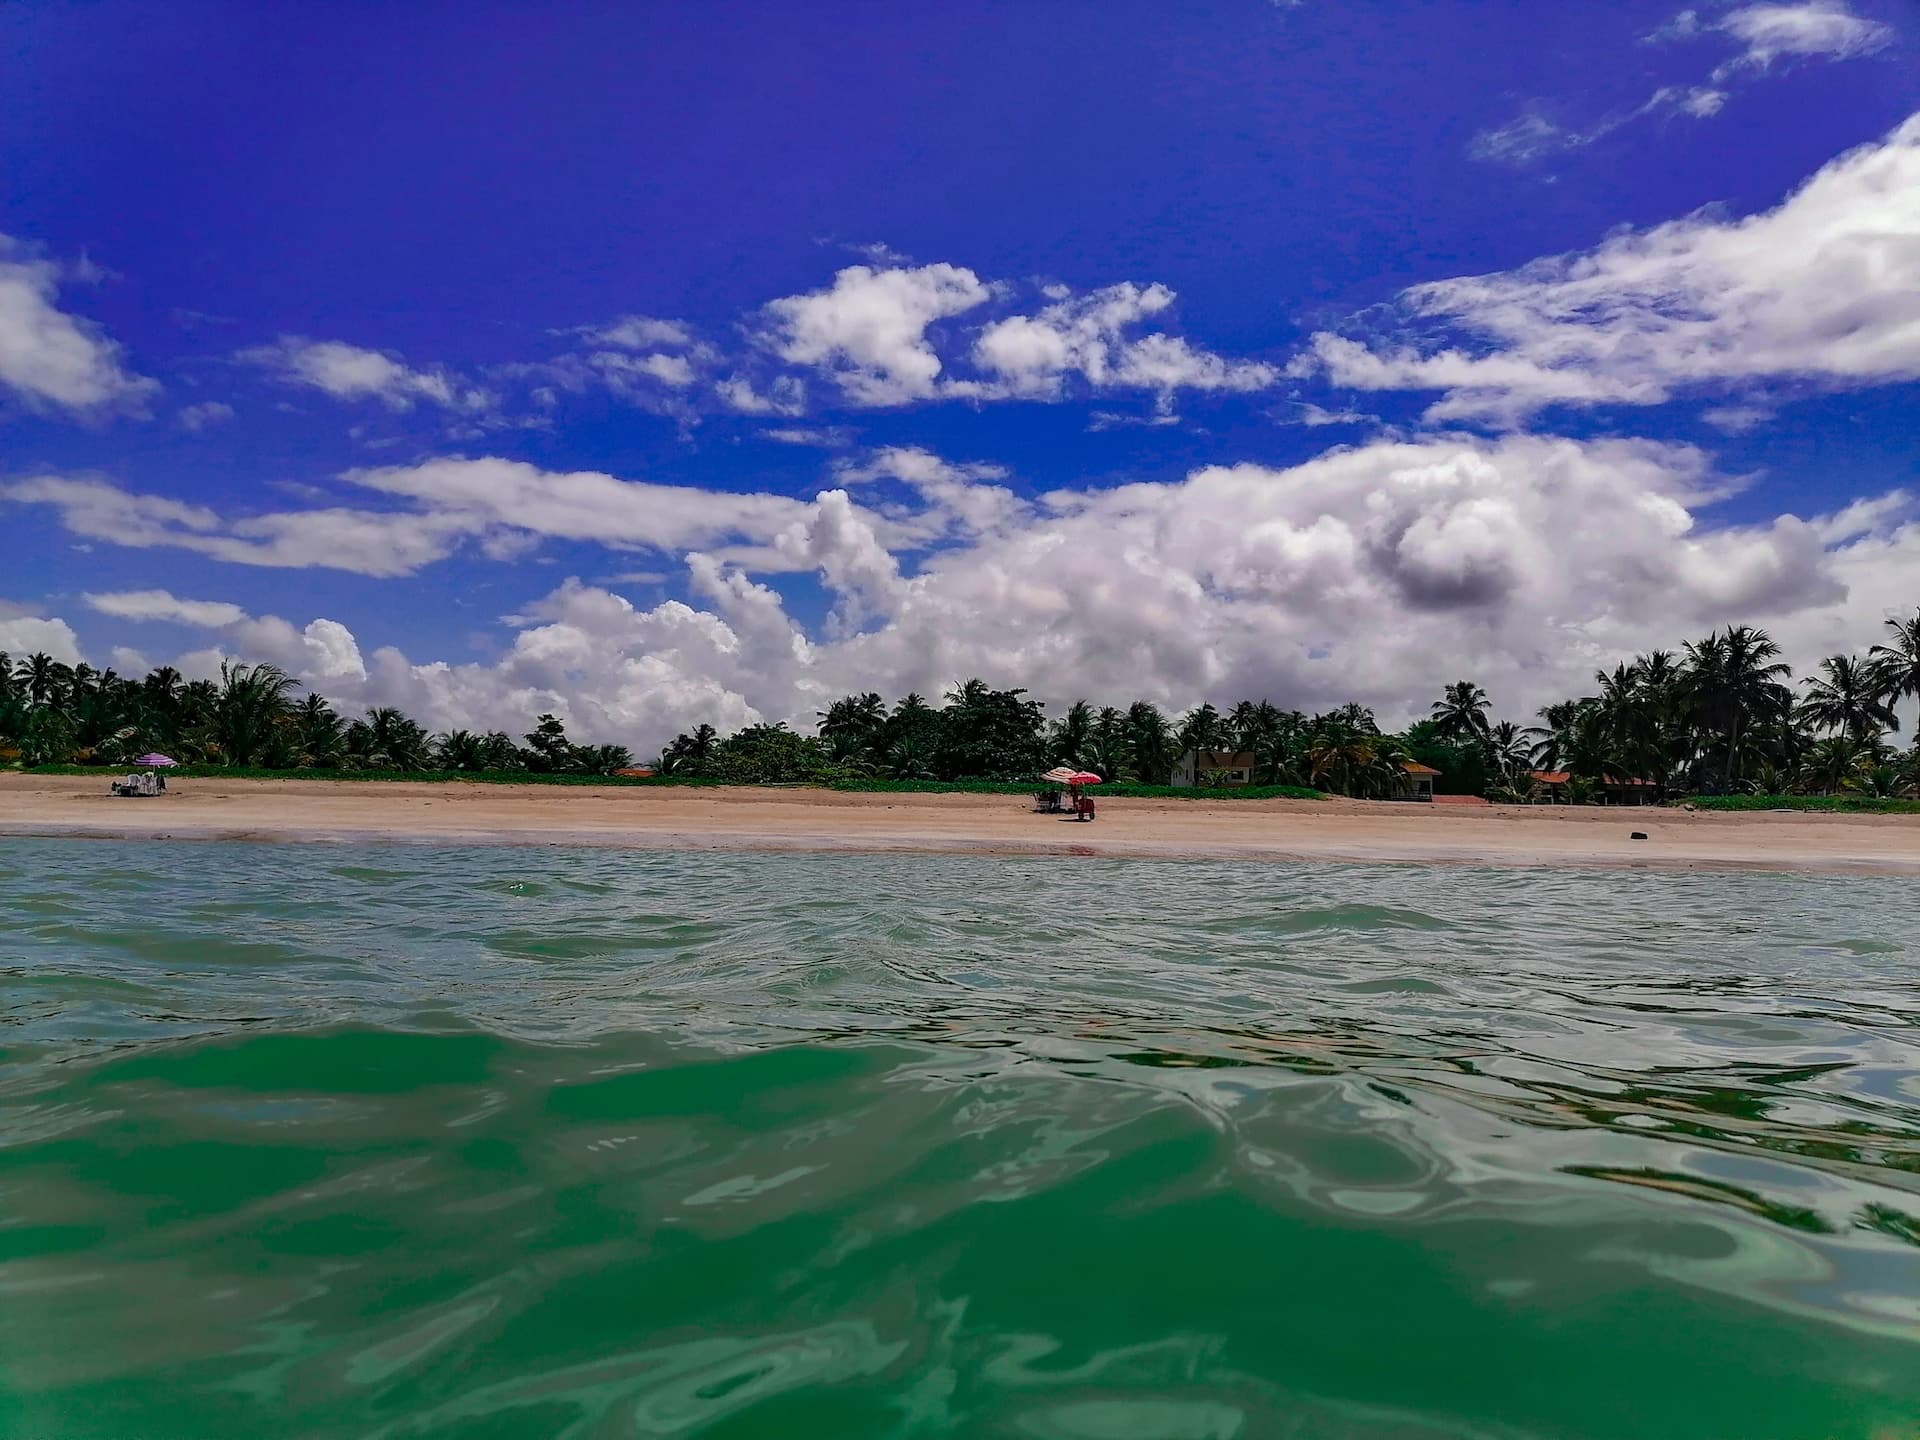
3,773 -> 1918,874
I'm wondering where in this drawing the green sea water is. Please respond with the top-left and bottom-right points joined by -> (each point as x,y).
2,839 -> 1918,1439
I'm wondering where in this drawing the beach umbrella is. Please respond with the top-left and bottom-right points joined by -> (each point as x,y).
1040,766 -> 1078,784
133,753 -> 179,767
1065,771 -> 1103,786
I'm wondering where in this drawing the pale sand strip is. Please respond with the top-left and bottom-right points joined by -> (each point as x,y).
4,774 -> 1919,874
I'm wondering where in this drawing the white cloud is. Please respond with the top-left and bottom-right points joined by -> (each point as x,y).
834,446 -> 1027,541
566,315 -> 693,349
967,282 -> 1277,400
1478,3 -> 1890,167
716,375 -> 807,416
3,456 -> 946,582
177,400 -> 235,431
346,456 -> 835,554
599,351 -> 696,388
85,589 -> 248,627
1,474 -> 479,578
761,263 -> 991,405
0,611 -> 83,664
760,425 -> 851,447
242,337 -> 494,413
53,434 -> 1920,758
0,237 -> 156,415
1303,114 -> 1920,422
1702,403 -> 1773,433
1714,1 -> 1892,74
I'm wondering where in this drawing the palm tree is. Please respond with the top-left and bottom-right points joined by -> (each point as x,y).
1868,609 -> 1920,726
1049,700 -> 1094,767
141,665 -> 184,710
1798,735 -> 1880,796
1124,701 -> 1175,785
15,653 -> 69,708
212,661 -> 300,767
1430,681 -> 1492,743
1175,703 -> 1233,764
294,693 -> 346,766
1680,626 -> 1792,793
350,706 -> 432,770
817,692 -> 889,763
1800,654 -> 1897,742
435,728 -> 489,772
1484,720 -> 1532,784
661,723 -> 719,774
573,743 -> 634,775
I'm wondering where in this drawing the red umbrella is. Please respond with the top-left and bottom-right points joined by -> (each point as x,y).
1065,771 -> 1103,786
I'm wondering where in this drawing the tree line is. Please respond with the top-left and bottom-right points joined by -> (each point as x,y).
0,657 -> 632,775
659,614 -> 1920,799
6,609 -> 1919,798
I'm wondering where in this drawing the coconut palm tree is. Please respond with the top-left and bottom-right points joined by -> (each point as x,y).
1175,703 -> 1233,765
1798,735 -> 1881,796
1801,654 -> 1898,742
1680,626 -> 1792,793
660,723 -> 719,774
212,661 -> 300,767
293,693 -> 346,766
348,707 -> 432,770
1124,701 -> 1175,785
435,729 -> 490,772
15,653 -> 69,708
1483,720 -> 1533,784
1430,681 -> 1492,743
1048,700 -> 1094,767
818,692 -> 889,763
1868,609 -> 1920,725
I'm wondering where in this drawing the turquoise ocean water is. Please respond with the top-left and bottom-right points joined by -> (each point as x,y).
2,837 -> 1918,1438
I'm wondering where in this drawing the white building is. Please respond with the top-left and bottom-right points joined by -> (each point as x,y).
1172,749 -> 1256,787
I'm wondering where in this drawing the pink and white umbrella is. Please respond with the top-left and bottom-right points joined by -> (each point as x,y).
133,753 -> 179,767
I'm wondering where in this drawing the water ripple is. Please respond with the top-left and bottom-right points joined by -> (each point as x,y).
1,839 -> 1918,1437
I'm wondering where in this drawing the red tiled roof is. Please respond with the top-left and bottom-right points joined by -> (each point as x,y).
1529,770 -> 1572,784
1402,761 -> 1441,775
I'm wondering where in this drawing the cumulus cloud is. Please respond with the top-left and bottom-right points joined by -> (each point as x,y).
966,282 -> 1277,400
84,589 -> 248,627
0,237 -> 156,415
242,336 -> 494,413
760,263 -> 992,405
47,434 -> 1920,758
0,609 -> 84,664
1302,114 -> 1920,422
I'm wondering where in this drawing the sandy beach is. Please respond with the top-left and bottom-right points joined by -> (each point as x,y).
3,773 -> 1918,873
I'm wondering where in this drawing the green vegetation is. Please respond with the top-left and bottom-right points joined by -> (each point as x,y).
0,656 -> 633,776
6,608 -> 1919,803
1685,794 -> 1920,815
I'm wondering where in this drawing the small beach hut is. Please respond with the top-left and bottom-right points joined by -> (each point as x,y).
1528,770 -> 1571,803
1602,775 -> 1657,806
1399,761 -> 1440,802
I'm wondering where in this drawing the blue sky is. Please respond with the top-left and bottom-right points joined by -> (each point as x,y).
5,1 -> 1919,748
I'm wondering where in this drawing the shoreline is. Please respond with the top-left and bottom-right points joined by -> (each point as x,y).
5,774 -> 1919,875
